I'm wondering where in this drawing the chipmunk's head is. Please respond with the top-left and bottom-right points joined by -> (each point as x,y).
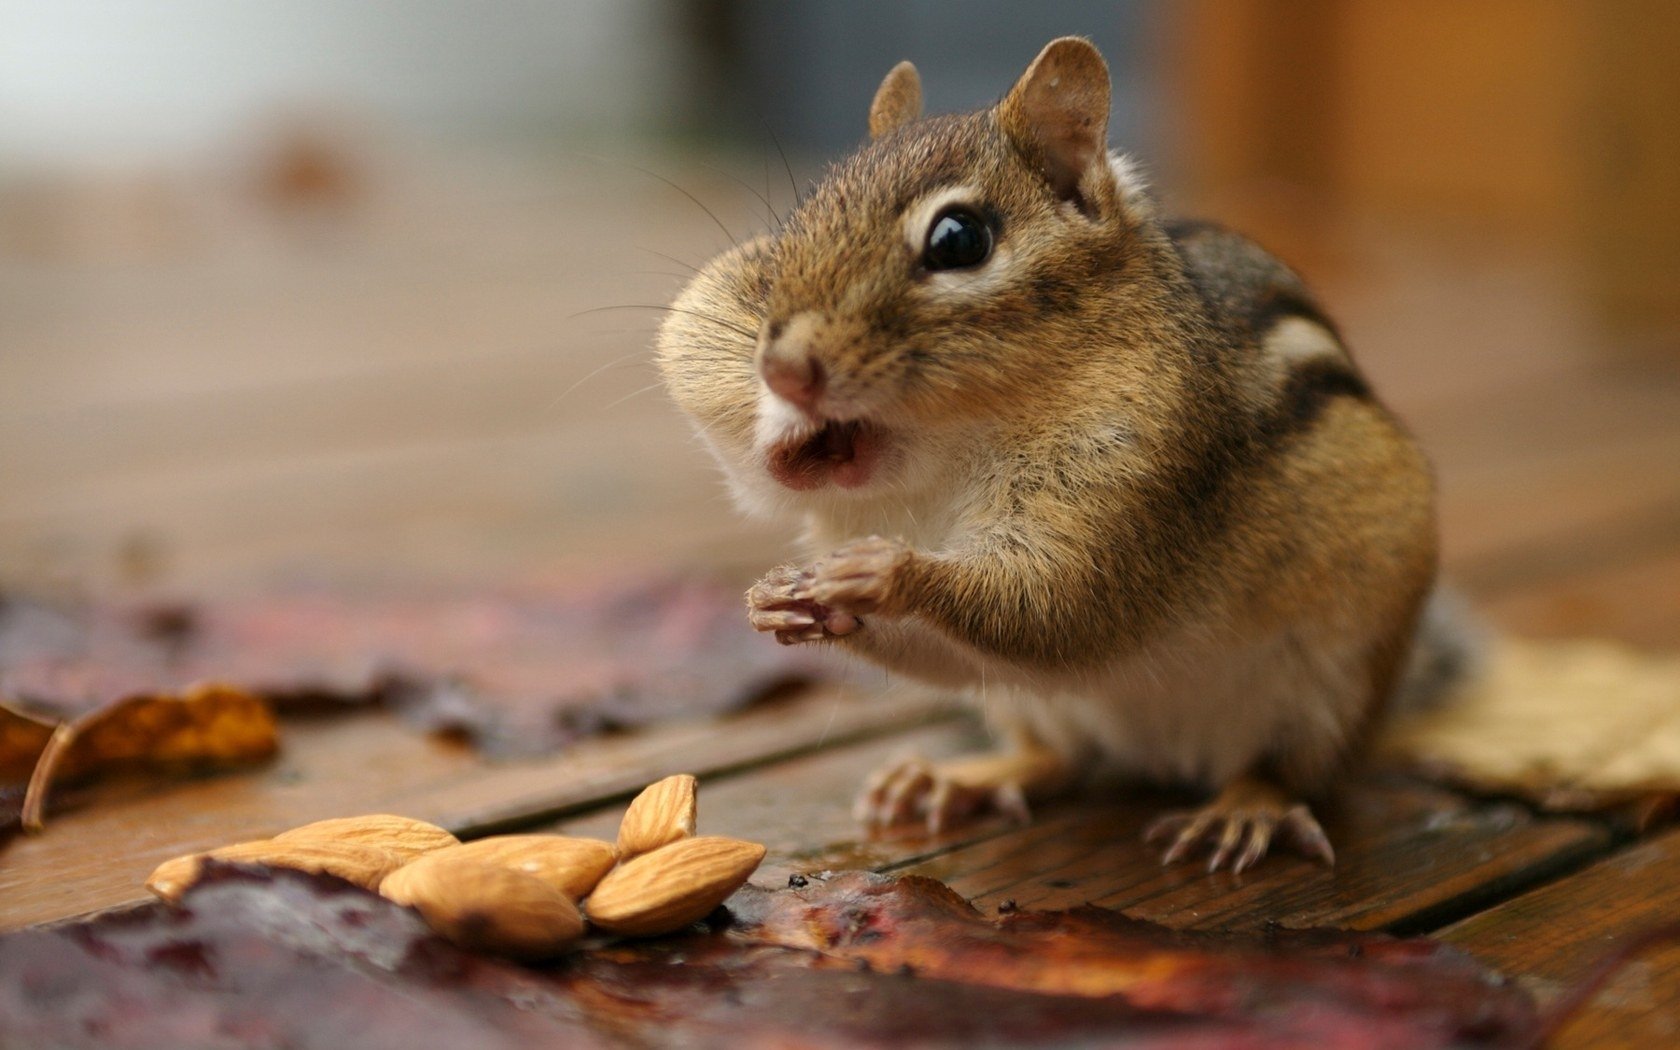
658,37 -> 1154,517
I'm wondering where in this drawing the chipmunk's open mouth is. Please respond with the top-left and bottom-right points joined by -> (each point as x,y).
766,419 -> 882,491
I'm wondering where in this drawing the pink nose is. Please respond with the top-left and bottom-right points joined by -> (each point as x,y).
761,352 -> 826,412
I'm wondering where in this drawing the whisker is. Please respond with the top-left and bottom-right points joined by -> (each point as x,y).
765,122 -> 802,208
548,353 -> 651,410
636,246 -> 703,275
699,160 -> 780,231
583,153 -> 739,246
600,379 -> 669,412
896,493 -> 919,530
569,304 -> 758,341
617,268 -> 699,281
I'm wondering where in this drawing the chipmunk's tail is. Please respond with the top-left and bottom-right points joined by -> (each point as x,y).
1391,585 -> 1490,712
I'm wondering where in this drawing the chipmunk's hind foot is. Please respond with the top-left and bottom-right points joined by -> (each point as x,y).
1145,775 -> 1335,874
853,744 -> 1070,836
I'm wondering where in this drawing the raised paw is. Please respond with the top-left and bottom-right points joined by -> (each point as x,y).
1144,779 -> 1335,874
746,565 -> 859,644
797,535 -> 913,617
853,754 -> 1032,836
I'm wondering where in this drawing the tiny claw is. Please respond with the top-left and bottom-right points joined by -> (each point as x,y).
993,782 -> 1032,825
1143,812 -> 1189,845
855,751 -> 1043,835
852,766 -> 893,824
1207,817 -> 1246,873
1232,818 -> 1275,875
880,763 -> 935,826
1161,811 -> 1219,866
1282,806 -> 1336,866
1147,786 -> 1334,872
926,778 -> 954,835
753,608 -> 817,631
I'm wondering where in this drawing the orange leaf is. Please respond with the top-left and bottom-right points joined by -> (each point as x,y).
0,702 -> 58,784
18,684 -> 278,832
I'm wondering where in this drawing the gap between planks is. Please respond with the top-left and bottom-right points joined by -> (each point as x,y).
1438,827 -> 1680,1047
554,719 -> 1620,938
0,683 -> 959,933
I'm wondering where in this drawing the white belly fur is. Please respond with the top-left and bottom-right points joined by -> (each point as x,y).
854,613 -> 1366,789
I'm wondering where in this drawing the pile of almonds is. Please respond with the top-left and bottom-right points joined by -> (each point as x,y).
145,774 -> 765,960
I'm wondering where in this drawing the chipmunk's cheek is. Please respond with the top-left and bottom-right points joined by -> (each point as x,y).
765,420 -> 885,491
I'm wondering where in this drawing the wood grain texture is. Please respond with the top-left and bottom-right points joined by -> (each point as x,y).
560,729 -> 1616,938
0,684 -> 950,932
1429,368 -> 1680,584
555,719 -> 1009,886
3,146 -> 1679,1050
1440,828 -> 1680,1046
1483,544 -> 1680,650
903,777 -> 1612,934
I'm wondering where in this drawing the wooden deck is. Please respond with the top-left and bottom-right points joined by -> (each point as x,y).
2,155 -> 1677,1045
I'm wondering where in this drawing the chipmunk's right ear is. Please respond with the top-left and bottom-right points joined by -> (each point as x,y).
869,61 -> 923,139
998,37 -> 1111,214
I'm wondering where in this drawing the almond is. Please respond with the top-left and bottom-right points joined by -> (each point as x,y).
380,854 -> 584,959
422,836 -> 618,900
585,835 -> 765,937
272,814 -> 459,862
616,773 -> 698,859
146,839 -> 404,903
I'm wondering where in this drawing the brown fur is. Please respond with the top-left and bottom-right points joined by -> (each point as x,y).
656,39 -> 1438,812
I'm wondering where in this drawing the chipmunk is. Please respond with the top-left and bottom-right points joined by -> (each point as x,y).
656,38 -> 1445,872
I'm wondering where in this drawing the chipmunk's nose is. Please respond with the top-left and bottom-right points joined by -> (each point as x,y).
759,314 -> 829,413
760,350 -> 827,412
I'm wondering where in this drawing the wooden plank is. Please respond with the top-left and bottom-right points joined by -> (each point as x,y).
0,341 -> 641,502
0,684 -> 952,932
1428,369 -> 1680,577
0,164 -> 753,413
1444,449 -> 1680,591
1439,828 -> 1680,1047
1480,542 -> 1680,651
558,725 -> 1614,938
0,412 -> 786,591
900,775 -> 1612,934
7,364 -> 1677,594
555,719 -> 1008,887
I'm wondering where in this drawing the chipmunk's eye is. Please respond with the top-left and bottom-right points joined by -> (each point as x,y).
923,207 -> 992,271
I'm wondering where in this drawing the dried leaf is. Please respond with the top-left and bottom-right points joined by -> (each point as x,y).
0,578 -> 834,838
1382,637 -> 1680,823
0,577 -> 829,760
21,684 -> 278,832
0,702 -> 57,784
0,866 -> 1539,1049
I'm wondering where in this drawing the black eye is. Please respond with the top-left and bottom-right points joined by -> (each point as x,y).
923,208 -> 992,271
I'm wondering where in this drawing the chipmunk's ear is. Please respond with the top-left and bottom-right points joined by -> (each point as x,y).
998,37 -> 1111,212
869,61 -> 923,139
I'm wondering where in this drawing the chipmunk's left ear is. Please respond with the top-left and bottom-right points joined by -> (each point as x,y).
869,61 -> 923,139
998,37 -> 1111,213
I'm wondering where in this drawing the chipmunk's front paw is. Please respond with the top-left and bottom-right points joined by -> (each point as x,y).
797,536 -> 913,618
746,565 -> 859,644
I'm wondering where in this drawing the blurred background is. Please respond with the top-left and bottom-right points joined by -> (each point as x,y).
2,1 -> 1677,645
